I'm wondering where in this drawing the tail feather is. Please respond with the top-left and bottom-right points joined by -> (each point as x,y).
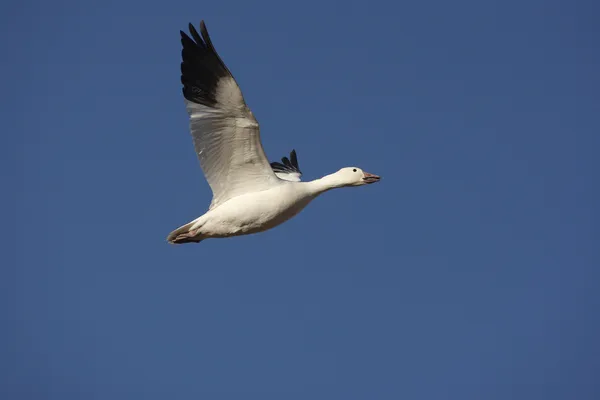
167,219 -> 205,244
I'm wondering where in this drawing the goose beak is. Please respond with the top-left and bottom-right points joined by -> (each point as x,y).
362,172 -> 381,184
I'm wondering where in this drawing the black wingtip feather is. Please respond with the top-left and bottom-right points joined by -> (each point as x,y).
199,21 -> 215,51
188,23 -> 203,47
270,150 -> 302,175
290,149 -> 298,169
180,20 -> 233,107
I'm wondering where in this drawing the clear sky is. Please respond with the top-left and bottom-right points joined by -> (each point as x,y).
4,0 -> 599,399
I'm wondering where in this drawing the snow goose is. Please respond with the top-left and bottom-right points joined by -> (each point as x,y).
167,21 -> 380,244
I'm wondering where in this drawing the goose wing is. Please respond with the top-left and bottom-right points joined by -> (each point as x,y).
270,150 -> 302,182
180,21 -> 279,208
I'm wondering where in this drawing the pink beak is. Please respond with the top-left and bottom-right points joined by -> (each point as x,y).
362,172 -> 381,184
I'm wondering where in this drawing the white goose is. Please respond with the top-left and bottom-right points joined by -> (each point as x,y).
167,21 -> 380,244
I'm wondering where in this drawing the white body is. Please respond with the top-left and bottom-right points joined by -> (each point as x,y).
188,182 -> 315,238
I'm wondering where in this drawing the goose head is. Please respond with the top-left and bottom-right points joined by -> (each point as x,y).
333,167 -> 381,187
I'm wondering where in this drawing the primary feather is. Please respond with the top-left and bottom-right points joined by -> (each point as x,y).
271,150 -> 303,182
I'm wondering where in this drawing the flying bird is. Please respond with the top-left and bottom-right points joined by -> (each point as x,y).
167,21 -> 380,244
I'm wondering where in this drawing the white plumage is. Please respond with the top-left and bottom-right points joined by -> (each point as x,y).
167,21 -> 380,244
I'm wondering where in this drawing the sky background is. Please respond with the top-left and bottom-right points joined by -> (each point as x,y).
3,0 -> 599,399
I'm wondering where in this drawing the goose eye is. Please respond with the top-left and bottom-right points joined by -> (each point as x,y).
353,169 -> 357,172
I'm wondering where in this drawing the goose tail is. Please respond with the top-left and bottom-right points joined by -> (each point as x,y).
167,218 -> 205,244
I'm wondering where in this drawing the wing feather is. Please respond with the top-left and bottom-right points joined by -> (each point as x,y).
271,150 -> 303,182
180,21 -> 279,208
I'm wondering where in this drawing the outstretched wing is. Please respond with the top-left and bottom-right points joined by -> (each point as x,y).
180,21 -> 279,208
271,149 -> 302,182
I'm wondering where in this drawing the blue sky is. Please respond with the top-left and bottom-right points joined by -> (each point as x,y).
3,0 -> 599,399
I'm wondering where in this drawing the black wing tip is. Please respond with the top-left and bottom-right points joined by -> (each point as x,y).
180,19 -> 231,107
200,20 -> 209,39
187,23 -> 202,45
271,150 -> 301,174
290,149 -> 299,169
181,21 -> 206,48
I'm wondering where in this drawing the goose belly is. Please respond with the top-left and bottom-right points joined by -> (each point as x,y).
203,186 -> 313,237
